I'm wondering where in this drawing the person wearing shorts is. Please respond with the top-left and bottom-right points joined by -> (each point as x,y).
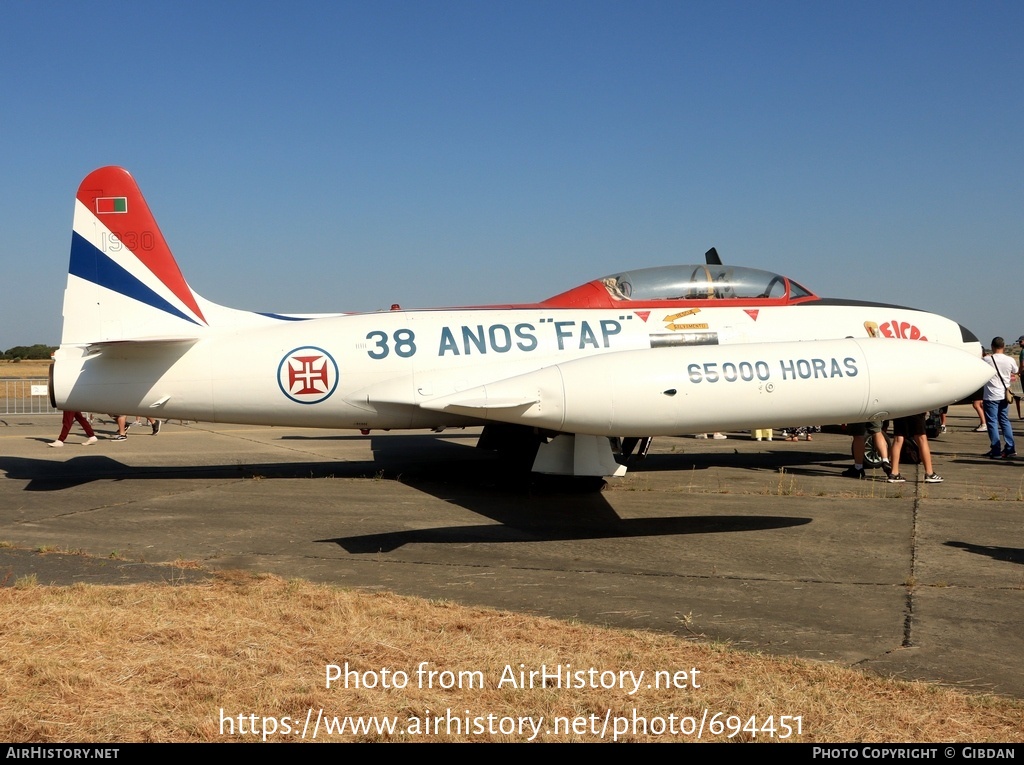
888,413 -> 943,484
842,420 -> 891,479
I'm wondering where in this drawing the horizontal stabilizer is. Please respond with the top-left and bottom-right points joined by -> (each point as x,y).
87,337 -> 201,347
84,337 -> 200,355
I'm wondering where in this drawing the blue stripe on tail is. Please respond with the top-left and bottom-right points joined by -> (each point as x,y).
68,232 -> 201,326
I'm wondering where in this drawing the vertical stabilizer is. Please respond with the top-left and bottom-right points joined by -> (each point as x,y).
63,166 -> 208,343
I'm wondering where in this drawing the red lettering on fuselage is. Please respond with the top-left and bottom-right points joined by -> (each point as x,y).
879,319 -> 928,342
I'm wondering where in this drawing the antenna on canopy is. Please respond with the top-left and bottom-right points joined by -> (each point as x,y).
705,247 -> 722,265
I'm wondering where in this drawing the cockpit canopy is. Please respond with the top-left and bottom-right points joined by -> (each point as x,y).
543,265 -> 816,308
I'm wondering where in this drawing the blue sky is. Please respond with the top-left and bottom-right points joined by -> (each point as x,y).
2,1 -> 1021,350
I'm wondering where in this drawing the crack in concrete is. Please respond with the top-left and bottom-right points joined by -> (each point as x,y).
225,550 -> 1024,591
13,481 -> 250,522
250,552 -> 923,585
903,467 -> 922,648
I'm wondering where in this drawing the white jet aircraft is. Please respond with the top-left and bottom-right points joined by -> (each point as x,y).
52,167 -> 991,477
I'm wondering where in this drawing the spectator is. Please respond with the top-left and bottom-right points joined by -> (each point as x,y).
982,337 -> 1017,459
843,420 -> 891,479
887,413 -> 943,484
48,411 -> 97,447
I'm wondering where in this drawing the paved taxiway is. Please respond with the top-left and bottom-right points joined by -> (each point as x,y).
1,407 -> 1021,696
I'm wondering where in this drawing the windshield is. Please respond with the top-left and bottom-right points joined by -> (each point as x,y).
599,265 -> 812,301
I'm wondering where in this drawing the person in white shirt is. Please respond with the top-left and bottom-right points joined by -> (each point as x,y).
982,337 -> 1017,459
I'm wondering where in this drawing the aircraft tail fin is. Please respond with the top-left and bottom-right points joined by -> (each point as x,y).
63,166 -> 211,345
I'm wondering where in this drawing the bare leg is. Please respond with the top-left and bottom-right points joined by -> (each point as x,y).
852,436 -> 865,465
973,400 -> 986,427
889,435 -> 905,478
872,431 -> 889,462
915,434 -> 934,474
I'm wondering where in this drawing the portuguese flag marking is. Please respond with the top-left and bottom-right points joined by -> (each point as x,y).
95,197 -> 128,214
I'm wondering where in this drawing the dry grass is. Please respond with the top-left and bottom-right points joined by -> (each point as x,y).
0,360 -> 52,408
0,573 -> 1021,743
0,359 -> 51,380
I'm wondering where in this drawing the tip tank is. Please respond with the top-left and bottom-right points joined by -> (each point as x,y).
424,338 -> 994,436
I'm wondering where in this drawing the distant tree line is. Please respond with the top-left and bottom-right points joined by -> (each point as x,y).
2,344 -> 57,360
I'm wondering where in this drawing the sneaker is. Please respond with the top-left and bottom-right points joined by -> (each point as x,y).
47,440 -> 64,448
1003,451 -> 1017,459
152,420 -> 161,435
887,474 -> 906,483
940,425 -> 947,433
111,434 -> 127,441
124,421 -> 133,432
83,436 -> 97,445
880,460 -> 893,477
988,452 -> 1003,459
974,425 -> 988,432
712,433 -> 728,440
924,473 -> 944,483
695,434 -> 708,439
841,466 -> 865,479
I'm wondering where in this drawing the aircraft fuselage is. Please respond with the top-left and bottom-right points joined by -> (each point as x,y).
54,301 -> 981,436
